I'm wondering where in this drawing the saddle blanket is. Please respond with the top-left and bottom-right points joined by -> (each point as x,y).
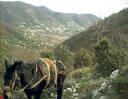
36,58 -> 57,86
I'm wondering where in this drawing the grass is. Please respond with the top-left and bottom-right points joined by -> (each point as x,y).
62,66 -> 102,99
71,67 -> 93,79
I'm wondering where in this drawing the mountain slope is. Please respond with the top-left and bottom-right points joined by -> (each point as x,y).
57,8 -> 128,52
1,1 -> 101,53
1,23 -> 41,62
1,1 -> 100,25
1,1 -> 100,36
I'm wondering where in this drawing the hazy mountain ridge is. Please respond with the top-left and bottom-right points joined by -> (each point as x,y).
1,1 -> 100,36
1,1 -> 100,25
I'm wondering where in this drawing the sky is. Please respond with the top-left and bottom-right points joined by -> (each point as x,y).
1,0 -> 128,18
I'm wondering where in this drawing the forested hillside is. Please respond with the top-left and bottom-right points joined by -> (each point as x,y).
57,8 -> 128,52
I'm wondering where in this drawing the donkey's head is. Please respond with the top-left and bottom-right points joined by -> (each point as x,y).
3,59 -> 23,98
3,59 -> 16,86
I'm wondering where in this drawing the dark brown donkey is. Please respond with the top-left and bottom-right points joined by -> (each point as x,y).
3,59 -> 66,99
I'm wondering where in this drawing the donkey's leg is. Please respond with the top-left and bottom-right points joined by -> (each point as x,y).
34,94 -> 41,99
57,76 -> 64,99
24,90 -> 32,99
25,94 -> 32,99
34,91 -> 42,99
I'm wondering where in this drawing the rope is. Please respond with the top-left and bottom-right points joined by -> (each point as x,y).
38,58 -> 50,88
31,75 -> 47,89
10,71 -> 20,91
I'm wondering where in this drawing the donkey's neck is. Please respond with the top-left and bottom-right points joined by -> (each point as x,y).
17,62 -> 36,86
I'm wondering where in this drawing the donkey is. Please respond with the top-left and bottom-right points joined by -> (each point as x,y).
3,59 -> 66,99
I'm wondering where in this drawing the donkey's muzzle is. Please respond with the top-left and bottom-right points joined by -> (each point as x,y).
3,87 -> 12,99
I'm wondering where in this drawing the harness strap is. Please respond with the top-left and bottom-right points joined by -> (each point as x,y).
31,75 -> 47,88
11,71 -> 19,91
38,58 -> 50,88
43,58 -> 58,85
50,60 -> 57,85
19,63 -> 48,91
18,66 -> 38,92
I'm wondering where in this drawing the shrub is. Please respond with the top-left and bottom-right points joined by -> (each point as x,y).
40,50 -> 55,60
111,68 -> 128,99
55,45 -> 73,66
72,70 -> 83,79
95,38 -> 128,77
74,49 -> 93,69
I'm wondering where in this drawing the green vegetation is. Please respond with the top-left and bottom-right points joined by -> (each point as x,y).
95,38 -> 128,76
55,45 -> 73,66
40,49 -> 55,60
59,8 -> 128,52
71,67 -> 92,79
54,8 -> 128,99
111,67 -> 128,99
74,49 -> 93,69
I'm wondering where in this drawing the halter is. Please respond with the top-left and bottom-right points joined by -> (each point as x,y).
4,64 -> 38,94
10,70 -> 20,92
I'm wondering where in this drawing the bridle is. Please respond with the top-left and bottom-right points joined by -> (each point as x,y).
10,70 -> 21,92
4,64 -> 38,94
3,70 -> 21,98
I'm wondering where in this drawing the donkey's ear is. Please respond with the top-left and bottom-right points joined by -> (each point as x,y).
5,59 -> 9,69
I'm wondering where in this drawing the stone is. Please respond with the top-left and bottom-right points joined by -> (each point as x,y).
75,83 -> 80,89
99,96 -> 108,99
110,70 -> 119,79
67,88 -> 73,92
73,93 -> 79,97
92,91 -> 102,99
101,82 -> 107,89
50,93 -> 54,96
91,70 -> 119,99
72,86 -> 76,93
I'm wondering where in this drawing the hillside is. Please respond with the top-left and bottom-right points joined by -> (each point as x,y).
1,1 -> 100,36
57,8 -> 128,52
1,1 -> 100,56
53,9 -> 128,98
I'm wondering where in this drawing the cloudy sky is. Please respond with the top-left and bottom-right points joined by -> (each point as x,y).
1,0 -> 128,18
